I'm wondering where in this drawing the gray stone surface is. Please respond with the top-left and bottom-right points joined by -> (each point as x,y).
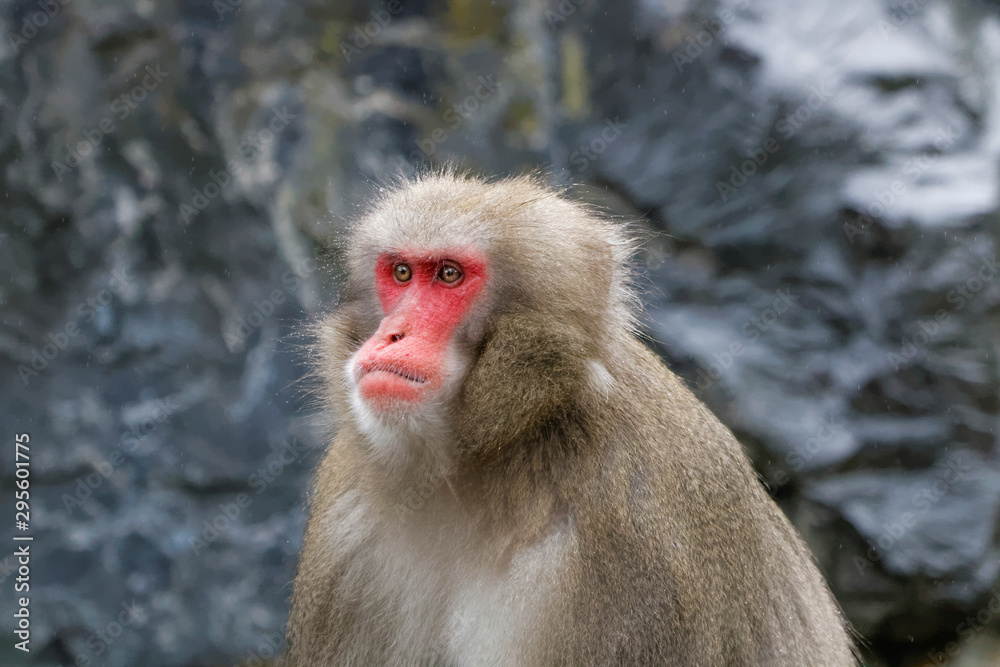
1,0 -> 999,664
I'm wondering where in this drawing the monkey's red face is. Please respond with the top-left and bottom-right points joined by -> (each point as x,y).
350,249 -> 487,413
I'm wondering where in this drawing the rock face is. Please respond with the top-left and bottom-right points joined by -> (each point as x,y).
1,0 -> 999,664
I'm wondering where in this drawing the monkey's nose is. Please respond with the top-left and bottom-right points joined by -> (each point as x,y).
375,315 -> 408,346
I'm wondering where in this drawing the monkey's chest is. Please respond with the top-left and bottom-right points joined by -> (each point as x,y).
327,499 -> 574,665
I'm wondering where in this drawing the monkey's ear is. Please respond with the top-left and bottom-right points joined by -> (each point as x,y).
456,311 -> 587,456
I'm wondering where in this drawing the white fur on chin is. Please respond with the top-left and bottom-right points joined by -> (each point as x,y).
345,346 -> 467,474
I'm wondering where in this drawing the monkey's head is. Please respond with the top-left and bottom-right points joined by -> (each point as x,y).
320,173 -> 636,466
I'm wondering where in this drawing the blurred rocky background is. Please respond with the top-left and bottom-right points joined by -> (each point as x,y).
1,0 -> 999,664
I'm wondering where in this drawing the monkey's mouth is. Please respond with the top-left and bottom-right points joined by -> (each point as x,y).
358,361 -> 427,384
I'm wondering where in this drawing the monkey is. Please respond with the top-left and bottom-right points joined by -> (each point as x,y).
284,172 -> 857,666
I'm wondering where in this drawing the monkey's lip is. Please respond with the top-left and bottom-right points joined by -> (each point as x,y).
357,361 -> 427,384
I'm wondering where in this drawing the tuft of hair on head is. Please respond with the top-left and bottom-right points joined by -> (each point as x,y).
347,169 -> 643,343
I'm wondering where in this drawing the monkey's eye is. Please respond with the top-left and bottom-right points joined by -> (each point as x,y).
438,263 -> 463,284
393,263 -> 412,283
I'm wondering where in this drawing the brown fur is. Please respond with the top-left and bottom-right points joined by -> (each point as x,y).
284,172 -> 857,666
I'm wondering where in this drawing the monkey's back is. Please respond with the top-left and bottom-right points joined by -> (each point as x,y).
556,338 -> 856,666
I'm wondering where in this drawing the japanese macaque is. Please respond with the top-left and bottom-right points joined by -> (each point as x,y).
284,172 -> 856,666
